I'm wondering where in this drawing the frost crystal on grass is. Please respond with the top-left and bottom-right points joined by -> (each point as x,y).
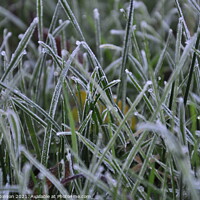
76,40 -> 81,46
93,8 -> 99,19
1,51 -> 6,56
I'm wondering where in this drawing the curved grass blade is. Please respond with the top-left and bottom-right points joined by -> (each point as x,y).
52,20 -> 70,37
0,112 -> 22,185
7,109 -> 21,159
0,31 -> 12,54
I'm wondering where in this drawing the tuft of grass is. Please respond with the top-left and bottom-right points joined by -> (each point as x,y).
0,0 -> 200,199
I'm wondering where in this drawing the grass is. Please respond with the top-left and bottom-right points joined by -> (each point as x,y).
0,0 -> 200,199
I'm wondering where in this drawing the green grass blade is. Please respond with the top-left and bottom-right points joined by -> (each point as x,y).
52,20 -> 70,37
184,31 -> 200,105
1,18 -> 38,82
24,113 -> 41,160
117,0 -> 135,111
93,8 -> 102,65
174,0 -> 191,40
59,0 -> 85,41
37,0 -> 44,41
0,111 -> 22,185
155,29 -> 172,75
128,54 -> 147,81
62,82 -> 78,156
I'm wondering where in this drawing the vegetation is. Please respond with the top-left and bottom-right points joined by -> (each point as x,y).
0,0 -> 200,199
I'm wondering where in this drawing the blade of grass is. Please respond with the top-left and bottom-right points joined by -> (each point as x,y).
117,0 -> 135,112
174,0 -> 190,40
179,98 -> 187,145
184,30 -> 200,105
24,113 -> 41,160
7,109 -> 21,161
52,20 -> 70,37
62,82 -> 78,156
37,0 -> 43,41
93,8 -> 103,65
48,2 -> 61,35
189,0 -> 200,14
59,0 -> 85,41
155,29 -> 172,75
168,18 -> 183,131
1,18 -> 38,82
128,54 -> 147,81
0,111 -> 22,185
